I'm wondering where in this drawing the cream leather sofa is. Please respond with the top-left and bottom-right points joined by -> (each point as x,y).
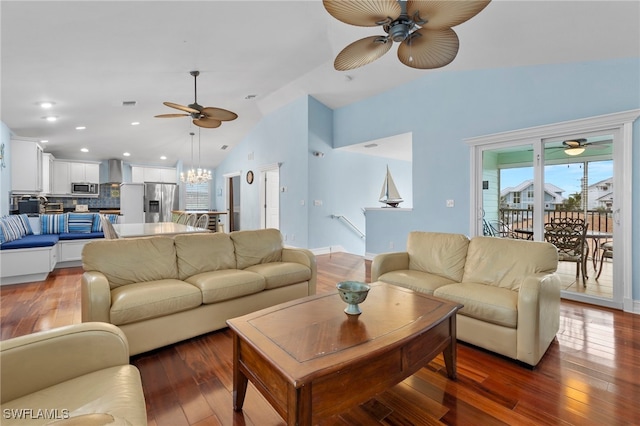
81,229 -> 316,355
371,232 -> 561,367
0,322 -> 146,425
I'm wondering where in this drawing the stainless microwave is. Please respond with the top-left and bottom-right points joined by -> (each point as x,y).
71,182 -> 99,195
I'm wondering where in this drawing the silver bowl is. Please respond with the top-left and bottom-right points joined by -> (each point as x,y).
336,281 -> 370,315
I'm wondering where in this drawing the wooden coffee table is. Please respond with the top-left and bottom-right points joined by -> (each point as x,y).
226,282 -> 462,425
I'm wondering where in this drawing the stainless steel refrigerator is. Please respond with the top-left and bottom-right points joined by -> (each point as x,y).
144,182 -> 179,223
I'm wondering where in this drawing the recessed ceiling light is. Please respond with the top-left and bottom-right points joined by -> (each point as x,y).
123,152 -> 131,157
131,122 -> 140,126
160,156 -> 167,160
40,140 -> 49,143
81,148 -> 89,153
43,116 -> 57,122
76,126 -> 86,130
39,101 -> 54,109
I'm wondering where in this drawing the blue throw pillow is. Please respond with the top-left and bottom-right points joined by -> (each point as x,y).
41,214 -> 69,234
17,214 -> 34,235
92,214 -> 118,232
68,213 -> 94,233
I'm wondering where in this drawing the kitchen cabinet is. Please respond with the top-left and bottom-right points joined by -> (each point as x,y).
70,162 -> 99,183
41,153 -> 55,194
11,139 -> 43,193
131,166 -> 177,183
52,161 -> 71,194
51,160 -> 100,195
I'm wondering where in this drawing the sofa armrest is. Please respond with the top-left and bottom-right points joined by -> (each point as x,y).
282,247 -> 317,295
0,322 -> 130,403
81,271 -> 112,323
516,272 -> 561,366
371,252 -> 409,282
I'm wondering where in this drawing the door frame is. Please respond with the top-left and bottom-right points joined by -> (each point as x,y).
466,109 -> 640,312
223,171 -> 241,233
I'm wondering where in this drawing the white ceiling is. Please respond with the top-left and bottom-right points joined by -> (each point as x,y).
1,1 -> 638,169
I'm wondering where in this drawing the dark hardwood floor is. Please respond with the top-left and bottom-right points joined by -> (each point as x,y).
1,252 -> 639,425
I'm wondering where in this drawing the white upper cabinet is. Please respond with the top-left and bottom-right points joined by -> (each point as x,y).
70,162 -> 99,183
11,139 -> 43,193
131,166 -> 177,183
41,153 -> 55,194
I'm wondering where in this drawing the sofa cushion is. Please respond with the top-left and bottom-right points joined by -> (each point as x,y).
407,232 -> 469,283
83,237 -> 179,289
185,270 -> 265,304
174,233 -> 237,280
244,262 -> 312,290
110,279 -> 202,325
0,365 -> 146,426
434,282 -> 518,328
230,228 -> 283,270
41,214 -> 69,234
0,233 -> 59,250
462,237 -> 558,291
377,269 -> 457,295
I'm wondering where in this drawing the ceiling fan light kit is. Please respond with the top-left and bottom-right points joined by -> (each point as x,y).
323,0 -> 491,70
155,71 -> 238,129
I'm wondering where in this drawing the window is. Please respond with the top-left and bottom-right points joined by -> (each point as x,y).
185,182 -> 210,210
513,192 -> 521,204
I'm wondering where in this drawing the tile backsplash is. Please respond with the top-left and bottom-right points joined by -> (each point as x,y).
46,184 -> 121,209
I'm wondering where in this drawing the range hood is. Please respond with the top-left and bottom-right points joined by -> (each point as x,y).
107,159 -> 123,183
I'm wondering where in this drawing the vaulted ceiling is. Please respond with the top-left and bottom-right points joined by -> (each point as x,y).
1,1 -> 638,168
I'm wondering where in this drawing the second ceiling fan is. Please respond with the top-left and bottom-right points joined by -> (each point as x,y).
323,0 -> 491,71
155,71 -> 238,129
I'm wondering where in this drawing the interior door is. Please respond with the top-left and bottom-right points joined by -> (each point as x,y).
261,167 -> 280,229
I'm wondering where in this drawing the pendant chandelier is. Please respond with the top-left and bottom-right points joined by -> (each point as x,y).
181,128 -> 212,184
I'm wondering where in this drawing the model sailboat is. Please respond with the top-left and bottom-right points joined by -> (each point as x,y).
379,166 -> 403,208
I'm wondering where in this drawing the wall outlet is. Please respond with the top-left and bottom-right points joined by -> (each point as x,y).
389,241 -> 394,249
300,200 -> 305,206
313,200 -> 323,206
446,199 -> 454,208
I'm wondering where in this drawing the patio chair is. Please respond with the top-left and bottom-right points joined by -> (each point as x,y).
544,217 -> 588,286
596,241 -> 613,280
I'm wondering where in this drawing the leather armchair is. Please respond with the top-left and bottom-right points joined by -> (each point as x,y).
1,322 -> 146,425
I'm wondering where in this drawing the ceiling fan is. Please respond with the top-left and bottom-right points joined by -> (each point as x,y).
155,71 -> 238,129
561,138 -> 610,156
322,0 -> 491,71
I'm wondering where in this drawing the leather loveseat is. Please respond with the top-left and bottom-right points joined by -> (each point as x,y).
81,228 -> 316,355
371,231 -> 561,366
0,322 -> 146,425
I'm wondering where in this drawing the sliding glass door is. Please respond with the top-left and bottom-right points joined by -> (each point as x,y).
468,110 -> 639,311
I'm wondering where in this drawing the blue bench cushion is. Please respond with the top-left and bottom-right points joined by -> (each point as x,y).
58,232 -> 104,240
0,234 -> 59,250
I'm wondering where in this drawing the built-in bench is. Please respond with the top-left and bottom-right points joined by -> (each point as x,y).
0,213 -> 117,285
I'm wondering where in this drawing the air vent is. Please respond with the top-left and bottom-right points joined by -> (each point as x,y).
122,101 -> 137,107
221,145 -> 228,150
364,143 -> 378,148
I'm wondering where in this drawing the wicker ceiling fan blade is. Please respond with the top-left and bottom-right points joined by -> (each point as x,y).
407,0 -> 491,29
323,0 -> 401,27
154,113 -> 189,118
201,107 -> 238,122
397,28 -> 459,69
163,101 -> 200,114
334,35 -> 393,71
193,117 -> 222,129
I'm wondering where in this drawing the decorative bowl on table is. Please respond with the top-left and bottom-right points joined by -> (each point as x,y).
336,281 -> 370,316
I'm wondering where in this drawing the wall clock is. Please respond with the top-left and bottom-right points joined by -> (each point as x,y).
246,170 -> 254,184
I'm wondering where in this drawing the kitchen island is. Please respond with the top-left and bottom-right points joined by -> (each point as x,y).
111,222 -> 210,239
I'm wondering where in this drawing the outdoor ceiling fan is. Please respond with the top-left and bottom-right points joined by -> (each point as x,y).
322,0 -> 491,70
561,139 -> 610,156
155,71 -> 238,129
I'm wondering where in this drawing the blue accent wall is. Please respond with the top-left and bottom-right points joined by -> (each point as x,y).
217,57 -> 639,302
